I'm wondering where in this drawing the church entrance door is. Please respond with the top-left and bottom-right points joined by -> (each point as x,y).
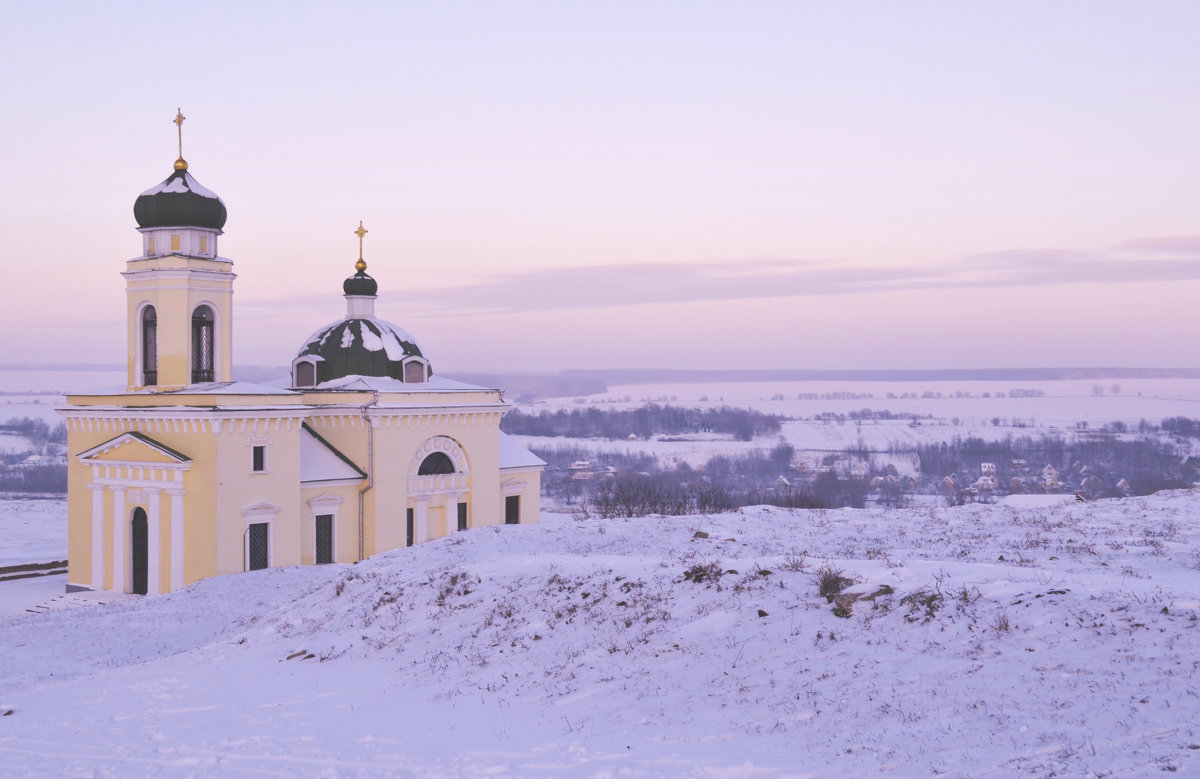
248,523 -> 269,570
315,515 -> 333,564
131,508 -> 149,595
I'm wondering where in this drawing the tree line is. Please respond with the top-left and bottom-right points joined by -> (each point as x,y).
502,404 -> 782,442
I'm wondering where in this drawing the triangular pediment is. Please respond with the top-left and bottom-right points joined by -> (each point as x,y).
77,431 -> 191,465
501,478 -> 528,496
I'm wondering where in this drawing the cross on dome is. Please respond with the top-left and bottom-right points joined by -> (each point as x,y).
355,220 -> 368,272
173,108 -> 188,171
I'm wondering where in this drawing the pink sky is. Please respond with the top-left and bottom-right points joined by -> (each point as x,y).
2,2 -> 1198,373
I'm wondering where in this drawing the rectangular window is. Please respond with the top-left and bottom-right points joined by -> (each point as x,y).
315,515 -> 333,564
147,237 -> 156,255
248,523 -> 269,570
457,502 -> 468,531
252,445 -> 266,472
505,495 -> 520,525
199,235 -> 208,254
171,234 -> 181,252
406,508 -> 414,547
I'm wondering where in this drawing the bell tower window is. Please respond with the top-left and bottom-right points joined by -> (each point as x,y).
147,237 -> 156,256
191,305 -> 214,383
171,234 -> 181,252
199,236 -> 208,254
141,306 -> 157,386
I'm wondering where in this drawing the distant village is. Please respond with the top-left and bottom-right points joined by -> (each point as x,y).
513,405 -> 1200,515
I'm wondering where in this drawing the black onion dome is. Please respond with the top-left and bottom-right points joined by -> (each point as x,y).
134,169 -> 227,229
343,270 -> 378,296
295,318 -> 430,384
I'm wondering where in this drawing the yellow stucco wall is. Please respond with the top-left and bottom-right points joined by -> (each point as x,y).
62,386 -> 540,595
123,255 -> 235,388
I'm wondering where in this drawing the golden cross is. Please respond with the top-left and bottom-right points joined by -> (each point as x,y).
174,108 -> 186,159
355,221 -> 368,259
354,220 -> 368,271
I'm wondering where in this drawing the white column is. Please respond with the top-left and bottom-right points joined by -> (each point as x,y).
90,485 -> 105,590
111,487 -> 127,593
416,499 -> 428,544
169,490 -> 185,592
146,488 -> 162,595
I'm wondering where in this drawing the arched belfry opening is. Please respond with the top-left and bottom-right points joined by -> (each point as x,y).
141,306 -> 157,386
191,305 -> 214,383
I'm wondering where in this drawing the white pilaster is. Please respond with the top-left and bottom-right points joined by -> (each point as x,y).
146,488 -> 162,595
169,490 -> 184,591
416,499 -> 428,544
111,487 -> 127,593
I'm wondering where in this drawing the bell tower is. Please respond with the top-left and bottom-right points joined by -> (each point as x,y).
123,110 -> 235,389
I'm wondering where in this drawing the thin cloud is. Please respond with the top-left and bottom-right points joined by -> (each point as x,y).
250,247 -> 1200,318
1112,235 -> 1200,256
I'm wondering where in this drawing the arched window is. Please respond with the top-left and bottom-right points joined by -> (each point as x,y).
294,360 -> 316,388
403,360 -> 427,383
141,306 -> 157,386
191,305 -> 214,383
417,452 -> 456,475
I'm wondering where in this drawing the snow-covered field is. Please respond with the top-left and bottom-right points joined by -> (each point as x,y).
0,498 -> 66,567
517,379 -> 1200,471
3,491 -> 1200,775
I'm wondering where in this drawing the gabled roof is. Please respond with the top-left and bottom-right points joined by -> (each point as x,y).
300,423 -> 366,484
77,431 -> 191,464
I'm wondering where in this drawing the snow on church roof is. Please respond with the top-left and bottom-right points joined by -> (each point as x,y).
134,167 -> 227,230
300,423 -> 366,484
499,431 -> 546,470
138,170 -> 221,200
312,374 -> 492,393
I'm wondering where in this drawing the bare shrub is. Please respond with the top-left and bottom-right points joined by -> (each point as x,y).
813,564 -> 854,602
901,589 -> 944,623
781,553 -> 808,573
683,561 -> 725,585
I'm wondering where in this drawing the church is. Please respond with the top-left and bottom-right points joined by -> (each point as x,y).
58,113 -> 544,596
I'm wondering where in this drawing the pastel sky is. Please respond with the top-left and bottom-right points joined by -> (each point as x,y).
2,2 -> 1198,373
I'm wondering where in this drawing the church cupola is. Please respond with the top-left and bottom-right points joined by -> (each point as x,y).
291,222 -> 431,388
132,109 -> 226,260
123,110 -> 236,390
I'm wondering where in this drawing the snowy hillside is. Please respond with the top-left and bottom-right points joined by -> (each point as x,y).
3,492 -> 1200,775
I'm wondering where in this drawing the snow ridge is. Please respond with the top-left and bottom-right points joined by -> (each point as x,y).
2,492 -> 1200,774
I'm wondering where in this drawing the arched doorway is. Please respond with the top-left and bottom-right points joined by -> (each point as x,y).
131,508 -> 149,595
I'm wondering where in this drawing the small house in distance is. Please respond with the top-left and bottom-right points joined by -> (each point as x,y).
58,114 -> 543,596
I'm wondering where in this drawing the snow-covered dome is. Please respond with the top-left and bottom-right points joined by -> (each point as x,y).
134,167 -> 227,230
293,316 -> 431,386
290,231 -> 432,388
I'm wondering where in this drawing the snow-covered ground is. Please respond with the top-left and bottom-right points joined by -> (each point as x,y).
0,498 -> 66,567
534,378 -> 1200,429
2,491 -> 1199,775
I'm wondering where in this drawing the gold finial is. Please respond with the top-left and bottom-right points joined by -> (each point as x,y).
173,108 -> 188,171
354,220 -> 368,272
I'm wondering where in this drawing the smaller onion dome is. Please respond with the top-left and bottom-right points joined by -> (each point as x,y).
343,269 -> 378,297
134,168 -> 227,230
